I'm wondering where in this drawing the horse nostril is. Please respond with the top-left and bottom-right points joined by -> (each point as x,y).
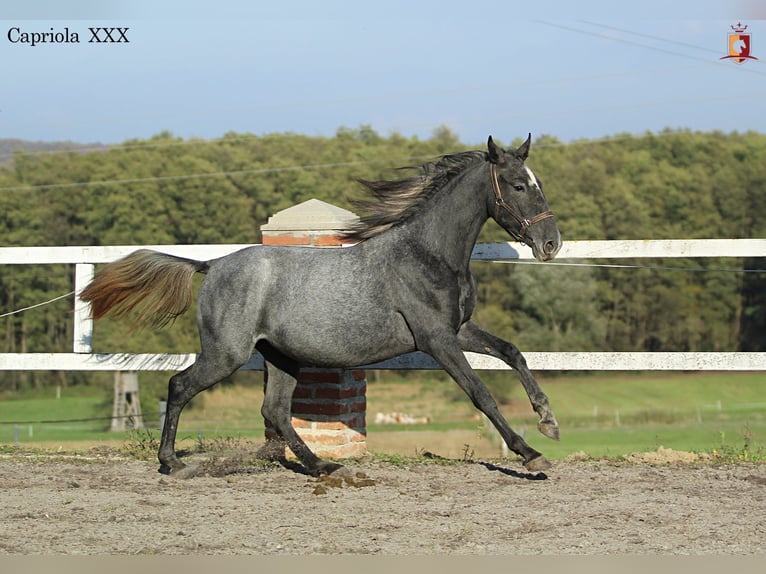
544,241 -> 556,254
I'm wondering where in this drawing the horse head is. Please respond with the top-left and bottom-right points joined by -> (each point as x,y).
487,134 -> 562,261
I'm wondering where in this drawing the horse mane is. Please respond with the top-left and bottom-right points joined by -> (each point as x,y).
340,149 -> 488,242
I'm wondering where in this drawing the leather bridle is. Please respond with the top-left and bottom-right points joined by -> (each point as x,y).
489,162 -> 555,242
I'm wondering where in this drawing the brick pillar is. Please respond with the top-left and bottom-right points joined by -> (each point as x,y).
260,199 -> 367,459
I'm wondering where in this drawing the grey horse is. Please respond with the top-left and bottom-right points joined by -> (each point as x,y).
80,134 -> 562,477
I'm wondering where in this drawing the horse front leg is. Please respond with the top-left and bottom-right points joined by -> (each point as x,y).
423,336 -> 551,472
457,320 -> 559,441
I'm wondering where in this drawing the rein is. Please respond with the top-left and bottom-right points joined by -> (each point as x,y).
489,162 -> 554,241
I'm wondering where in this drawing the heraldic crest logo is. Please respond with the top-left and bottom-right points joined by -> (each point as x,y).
720,22 -> 758,64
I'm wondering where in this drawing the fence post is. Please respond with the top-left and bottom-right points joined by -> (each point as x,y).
260,199 -> 367,459
73,263 -> 94,353
110,372 -> 144,431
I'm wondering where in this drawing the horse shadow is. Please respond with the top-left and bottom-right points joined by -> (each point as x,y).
421,451 -> 548,481
476,460 -> 548,481
173,445 -> 548,481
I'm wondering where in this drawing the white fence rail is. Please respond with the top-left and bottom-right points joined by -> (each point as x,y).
0,239 -> 764,372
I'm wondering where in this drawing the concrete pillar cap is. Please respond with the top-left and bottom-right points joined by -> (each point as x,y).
261,199 -> 359,232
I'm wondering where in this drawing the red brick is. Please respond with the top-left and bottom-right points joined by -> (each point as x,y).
349,400 -> 367,414
312,234 -> 344,246
313,420 -> 349,431
298,432 -> 350,446
291,385 -> 314,399
299,370 -> 343,384
291,400 -> 348,416
290,417 -> 312,429
349,431 -> 367,443
314,386 -> 359,400
262,234 -> 311,246
351,370 -> 367,381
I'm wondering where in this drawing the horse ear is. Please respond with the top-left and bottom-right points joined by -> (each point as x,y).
487,136 -> 502,163
516,133 -> 532,160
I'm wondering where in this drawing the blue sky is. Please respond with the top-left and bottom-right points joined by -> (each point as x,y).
2,0 -> 765,145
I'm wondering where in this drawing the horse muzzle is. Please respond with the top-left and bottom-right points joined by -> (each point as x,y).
529,232 -> 562,262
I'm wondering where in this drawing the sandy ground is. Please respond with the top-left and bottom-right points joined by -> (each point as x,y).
1,448 -> 765,556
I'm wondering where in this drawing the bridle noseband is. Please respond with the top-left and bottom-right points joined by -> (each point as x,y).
489,162 -> 554,242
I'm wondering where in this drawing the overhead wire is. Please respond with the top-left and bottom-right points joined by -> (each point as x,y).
537,20 -> 766,77
501,260 -> 766,274
536,20 -> 766,76
578,20 -> 722,56
0,291 -> 75,319
0,156 -> 424,193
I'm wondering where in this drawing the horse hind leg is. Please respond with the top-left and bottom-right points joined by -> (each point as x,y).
261,361 -> 344,477
158,352 -> 247,476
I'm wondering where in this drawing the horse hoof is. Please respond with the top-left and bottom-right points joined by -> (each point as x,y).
158,463 -> 183,475
524,455 -> 552,472
537,419 -> 560,441
158,461 -> 196,478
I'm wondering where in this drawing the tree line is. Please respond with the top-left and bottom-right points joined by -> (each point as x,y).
0,126 -> 764,391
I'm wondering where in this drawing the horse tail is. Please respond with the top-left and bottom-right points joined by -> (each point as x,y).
79,249 -> 210,330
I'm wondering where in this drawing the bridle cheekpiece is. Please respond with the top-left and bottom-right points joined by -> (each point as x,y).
489,162 -> 554,242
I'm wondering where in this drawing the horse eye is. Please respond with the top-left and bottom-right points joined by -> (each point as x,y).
513,185 -> 525,192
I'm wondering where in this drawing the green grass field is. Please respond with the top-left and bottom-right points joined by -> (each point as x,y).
0,372 -> 764,461
511,372 -> 766,459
